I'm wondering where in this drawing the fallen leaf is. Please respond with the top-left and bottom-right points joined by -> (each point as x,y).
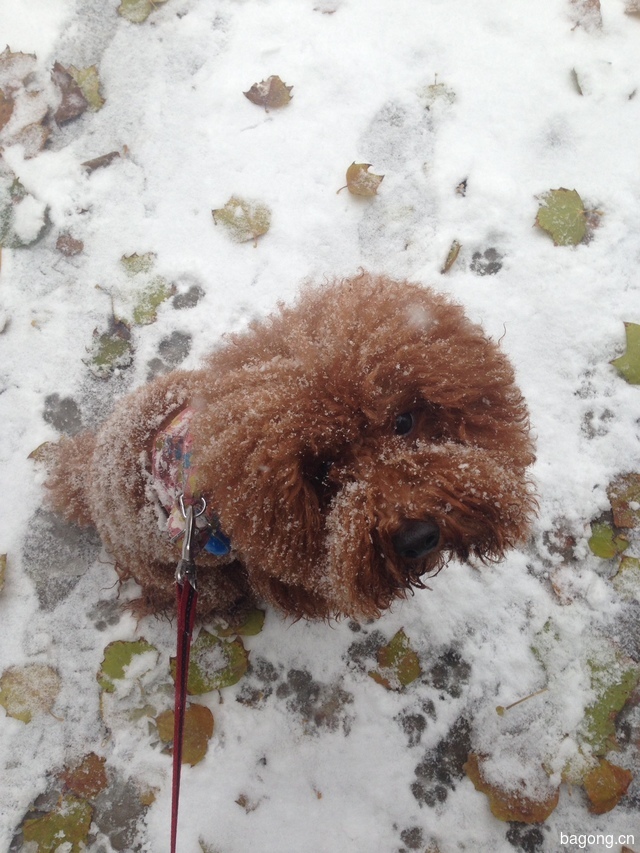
0,663 -> 61,722
607,472 -> 640,528
118,0 -> 170,24
61,753 -> 108,799
338,162 -> 384,197
212,196 -> 271,245
121,251 -> 156,276
535,188 -> 587,246
441,240 -> 461,274
569,0 -> 603,29
132,277 -> 175,325
87,318 -> 134,379
244,75 -> 293,110
68,65 -> 105,111
611,322 -> 640,385
588,520 -> 628,559
612,556 -> 640,601
156,703 -> 214,765
583,759 -> 633,814
82,150 -> 122,173
22,795 -> 93,852
97,639 -> 158,693
171,630 -> 249,694
580,655 -> 640,755
0,169 -> 48,248
421,78 -> 456,110
51,61 -> 88,124
369,629 -> 422,690
464,753 -> 560,823
56,233 -> 84,256
0,89 -> 14,131
216,608 -> 265,638
235,793 -> 261,813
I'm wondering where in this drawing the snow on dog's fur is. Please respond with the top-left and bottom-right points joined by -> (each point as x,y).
45,272 -> 536,620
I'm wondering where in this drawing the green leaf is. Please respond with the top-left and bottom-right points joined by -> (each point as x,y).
97,639 -> 158,693
588,521 -> 628,559
22,796 -> 93,852
121,251 -> 156,276
117,0 -> 169,24
611,322 -> 640,385
0,171 -> 48,248
87,318 -> 133,379
171,630 -> 249,694
132,276 -> 175,325
612,556 -> 640,601
68,65 -> 105,111
368,629 -> 422,690
535,188 -> 587,246
580,655 -> 640,755
212,196 -> 271,244
216,608 -> 265,637
0,664 -> 61,723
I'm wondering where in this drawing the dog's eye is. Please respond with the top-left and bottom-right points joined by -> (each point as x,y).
394,412 -> 415,437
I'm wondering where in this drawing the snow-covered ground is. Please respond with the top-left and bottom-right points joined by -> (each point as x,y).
0,0 -> 639,851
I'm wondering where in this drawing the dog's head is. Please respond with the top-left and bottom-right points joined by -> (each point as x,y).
191,273 -> 536,619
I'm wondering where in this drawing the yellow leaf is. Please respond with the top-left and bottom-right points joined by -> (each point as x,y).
212,196 -> 271,245
156,703 -> 214,766
464,753 -> 560,824
368,629 -> 421,691
441,240 -> 461,274
0,663 -> 61,723
339,162 -> 384,197
583,758 -> 633,814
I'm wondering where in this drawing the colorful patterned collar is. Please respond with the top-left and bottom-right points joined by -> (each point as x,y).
151,406 -> 230,556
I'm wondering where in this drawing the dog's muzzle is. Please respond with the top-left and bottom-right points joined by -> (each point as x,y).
391,519 -> 440,563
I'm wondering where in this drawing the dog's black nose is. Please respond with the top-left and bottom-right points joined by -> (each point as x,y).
392,519 -> 440,561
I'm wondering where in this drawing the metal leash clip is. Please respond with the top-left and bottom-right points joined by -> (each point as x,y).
175,495 -> 204,590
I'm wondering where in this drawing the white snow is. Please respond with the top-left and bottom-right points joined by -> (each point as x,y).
0,0 -> 639,851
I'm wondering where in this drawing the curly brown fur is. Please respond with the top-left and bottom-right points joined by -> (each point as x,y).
45,272 -> 536,620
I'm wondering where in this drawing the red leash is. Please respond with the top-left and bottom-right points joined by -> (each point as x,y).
171,501 -> 199,853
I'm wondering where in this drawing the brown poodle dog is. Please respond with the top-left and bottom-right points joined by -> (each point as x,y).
45,273 -> 536,621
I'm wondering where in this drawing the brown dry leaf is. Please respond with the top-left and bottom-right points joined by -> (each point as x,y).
243,76 -> 293,110
51,62 -> 88,124
0,47 -> 37,92
56,233 -> 84,257
0,663 -> 62,722
583,758 -> 633,814
156,703 -> 214,766
608,473 -> 640,528
61,753 -> 108,799
0,89 -> 14,131
569,0 -> 602,28
339,162 -> 384,197
464,753 -> 560,824
82,150 -> 122,173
